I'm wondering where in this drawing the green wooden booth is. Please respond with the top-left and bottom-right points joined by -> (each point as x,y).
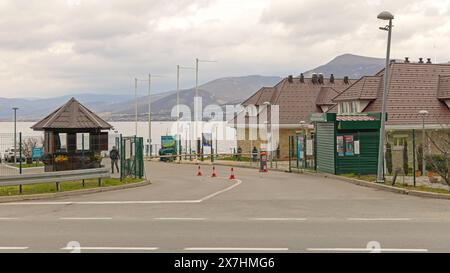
310,113 -> 382,175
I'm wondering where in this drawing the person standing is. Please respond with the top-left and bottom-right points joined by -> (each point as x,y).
110,146 -> 120,174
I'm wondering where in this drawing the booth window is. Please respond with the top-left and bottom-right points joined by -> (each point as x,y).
56,133 -> 67,152
76,133 -> 90,150
337,135 -> 355,156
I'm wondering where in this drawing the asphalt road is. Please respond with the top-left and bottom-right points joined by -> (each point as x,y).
0,161 -> 450,253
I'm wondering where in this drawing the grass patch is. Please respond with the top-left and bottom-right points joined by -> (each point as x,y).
0,177 -> 144,197
15,163 -> 45,168
392,183 -> 450,195
218,156 -> 253,162
340,173 -> 377,182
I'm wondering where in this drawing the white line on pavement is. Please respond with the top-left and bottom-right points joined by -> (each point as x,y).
347,218 -> 412,221
184,247 -> 289,252
250,218 -> 307,221
59,217 -> 113,220
0,247 -> 29,250
0,179 -> 242,206
307,248 -> 428,253
154,218 -> 206,221
0,218 -> 19,220
61,247 -> 159,251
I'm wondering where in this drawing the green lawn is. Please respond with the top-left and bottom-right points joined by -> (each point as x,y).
15,163 -> 45,168
393,183 -> 450,194
339,174 -> 450,194
0,177 -> 144,197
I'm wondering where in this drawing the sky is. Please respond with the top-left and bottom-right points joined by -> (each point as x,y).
0,0 -> 449,98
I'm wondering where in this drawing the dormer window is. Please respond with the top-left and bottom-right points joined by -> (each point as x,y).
338,101 -> 360,114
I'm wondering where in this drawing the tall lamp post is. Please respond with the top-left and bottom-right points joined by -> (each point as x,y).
12,107 -> 18,164
194,58 -> 216,147
419,110 -> 429,176
376,11 -> 394,183
177,65 -> 195,157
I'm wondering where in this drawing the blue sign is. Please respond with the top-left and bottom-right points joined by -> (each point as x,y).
32,147 -> 43,159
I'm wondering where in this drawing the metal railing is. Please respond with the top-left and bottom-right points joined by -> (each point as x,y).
0,167 -> 110,192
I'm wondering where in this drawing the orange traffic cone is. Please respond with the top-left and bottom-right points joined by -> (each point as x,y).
197,165 -> 203,176
229,167 -> 236,180
211,166 -> 217,178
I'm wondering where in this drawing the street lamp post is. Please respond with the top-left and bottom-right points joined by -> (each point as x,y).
134,78 -> 138,136
148,74 -> 152,156
376,11 -> 394,183
12,107 -> 18,164
419,110 -> 429,176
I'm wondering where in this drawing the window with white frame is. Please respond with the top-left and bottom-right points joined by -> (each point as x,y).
338,101 -> 360,114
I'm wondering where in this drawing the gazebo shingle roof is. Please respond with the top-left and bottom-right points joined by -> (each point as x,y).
31,97 -> 113,131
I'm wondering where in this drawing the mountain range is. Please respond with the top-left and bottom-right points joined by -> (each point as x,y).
0,54 -> 390,121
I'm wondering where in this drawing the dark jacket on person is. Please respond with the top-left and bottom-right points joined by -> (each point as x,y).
110,148 -> 119,161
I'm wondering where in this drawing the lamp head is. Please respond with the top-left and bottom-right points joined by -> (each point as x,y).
377,11 -> 394,20
419,110 -> 429,116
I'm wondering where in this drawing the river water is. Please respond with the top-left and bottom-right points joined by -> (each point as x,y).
0,121 -> 237,154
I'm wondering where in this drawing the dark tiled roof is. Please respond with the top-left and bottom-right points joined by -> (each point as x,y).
334,63 -> 450,125
438,75 -> 450,99
239,76 -> 353,125
31,97 -> 113,131
316,87 -> 339,106
333,76 -> 381,101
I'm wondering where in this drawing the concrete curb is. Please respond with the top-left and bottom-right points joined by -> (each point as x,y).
0,180 -> 151,203
169,160 -> 450,200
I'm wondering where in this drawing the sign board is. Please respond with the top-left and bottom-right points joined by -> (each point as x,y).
202,133 -> 212,147
306,139 -> 313,156
297,136 -> 304,160
337,136 -> 344,157
125,139 -> 131,160
354,140 -> 360,155
344,135 -> 354,156
32,147 -> 43,159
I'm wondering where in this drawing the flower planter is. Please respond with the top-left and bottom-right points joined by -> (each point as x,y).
415,170 -> 421,177
427,171 -> 434,183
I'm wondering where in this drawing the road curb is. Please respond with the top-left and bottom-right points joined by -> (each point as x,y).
0,180 -> 151,203
168,160 -> 450,200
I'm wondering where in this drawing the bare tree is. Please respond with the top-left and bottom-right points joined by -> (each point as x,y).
426,130 -> 450,187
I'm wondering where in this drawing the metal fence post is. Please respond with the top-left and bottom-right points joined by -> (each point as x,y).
120,134 -> 123,182
288,136 -> 292,173
56,182 -> 60,192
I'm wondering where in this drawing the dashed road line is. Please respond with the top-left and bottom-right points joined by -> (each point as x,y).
347,218 -> 412,221
59,217 -> 113,220
307,247 -> 428,253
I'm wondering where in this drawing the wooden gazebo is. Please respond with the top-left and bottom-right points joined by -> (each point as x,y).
31,97 -> 113,172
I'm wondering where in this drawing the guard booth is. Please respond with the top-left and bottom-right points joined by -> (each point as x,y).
311,113 -> 382,175
31,98 -> 112,172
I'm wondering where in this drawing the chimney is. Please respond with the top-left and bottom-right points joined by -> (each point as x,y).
318,73 -> 324,84
404,57 -> 410,63
330,74 -> 335,83
300,73 -> 305,83
312,73 -> 318,84
418,58 -> 424,64
426,58 -> 432,64
344,76 -> 349,84
288,75 -> 293,83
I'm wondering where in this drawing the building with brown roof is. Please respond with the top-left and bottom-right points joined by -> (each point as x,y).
235,74 -> 354,159
333,59 -> 450,173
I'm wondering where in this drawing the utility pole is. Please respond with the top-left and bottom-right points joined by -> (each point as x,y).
135,78 -> 138,137
148,74 -> 152,156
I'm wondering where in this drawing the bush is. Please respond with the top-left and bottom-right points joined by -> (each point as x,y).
426,154 -> 450,186
386,142 -> 393,175
403,141 -> 409,176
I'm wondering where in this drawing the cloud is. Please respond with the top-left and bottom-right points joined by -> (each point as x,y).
0,0 -> 449,98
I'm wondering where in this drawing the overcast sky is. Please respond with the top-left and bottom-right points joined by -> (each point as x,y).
0,0 -> 449,98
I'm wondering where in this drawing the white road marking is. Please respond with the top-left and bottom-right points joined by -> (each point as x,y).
348,218 -> 412,221
0,247 -> 29,250
61,246 -> 159,251
199,179 -> 242,201
0,179 -> 242,206
0,217 -> 19,220
154,218 -> 206,221
307,248 -> 428,253
59,217 -> 113,220
250,218 -> 307,221
184,247 -> 289,252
